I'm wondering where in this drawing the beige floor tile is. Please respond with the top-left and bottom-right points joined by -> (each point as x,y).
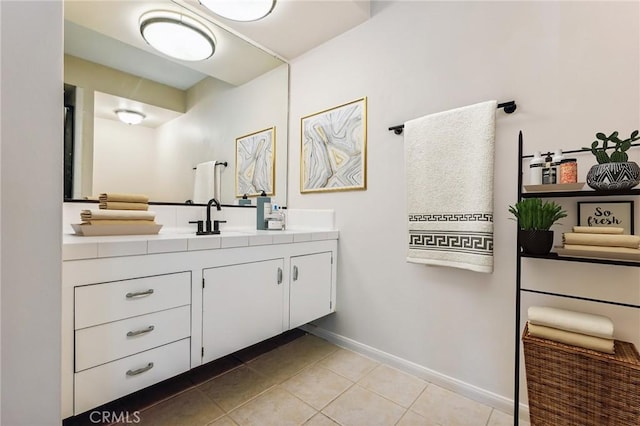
358,364 -> 427,408
304,412 -> 341,426
320,348 -> 379,382
410,384 -> 492,426
276,334 -> 339,367
198,365 -> 278,412
396,410 -> 439,426
248,335 -> 337,383
207,416 -> 239,426
282,364 -> 353,410
487,409 -> 530,426
247,350 -> 315,384
136,388 -> 224,425
322,385 -> 406,426
228,386 -> 316,426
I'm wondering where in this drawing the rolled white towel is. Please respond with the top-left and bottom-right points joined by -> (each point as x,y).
527,306 -> 614,339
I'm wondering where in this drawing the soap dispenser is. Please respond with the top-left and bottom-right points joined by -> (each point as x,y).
529,151 -> 544,185
256,191 -> 271,230
542,152 -> 555,184
239,194 -> 251,206
266,203 -> 285,230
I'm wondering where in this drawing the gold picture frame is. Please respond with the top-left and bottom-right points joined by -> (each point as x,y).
235,127 -> 275,197
300,97 -> 367,193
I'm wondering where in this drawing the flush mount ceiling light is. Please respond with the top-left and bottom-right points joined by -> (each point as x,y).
115,109 -> 146,125
198,0 -> 276,22
139,10 -> 215,61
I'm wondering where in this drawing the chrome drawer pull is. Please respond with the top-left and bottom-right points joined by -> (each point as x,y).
125,289 -> 154,298
277,267 -> 283,284
293,265 -> 299,281
126,362 -> 154,376
126,325 -> 155,337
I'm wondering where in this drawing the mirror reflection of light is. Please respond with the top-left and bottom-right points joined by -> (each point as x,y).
115,109 -> 146,125
199,0 -> 276,22
139,11 -> 216,61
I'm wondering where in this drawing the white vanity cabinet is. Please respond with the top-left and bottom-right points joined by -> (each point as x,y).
72,272 -> 192,414
202,259 -> 285,363
290,252 -> 334,329
62,233 -> 337,419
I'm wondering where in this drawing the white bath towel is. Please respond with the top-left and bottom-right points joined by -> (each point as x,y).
193,161 -> 218,204
405,100 -> 496,273
527,306 -> 614,339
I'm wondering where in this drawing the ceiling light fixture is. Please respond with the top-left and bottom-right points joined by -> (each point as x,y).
115,109 -> 146,125
139,11 -> 215,61
198,0 -> 276,22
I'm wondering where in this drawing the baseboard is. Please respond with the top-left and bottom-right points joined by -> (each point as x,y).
300,324 -> 531,423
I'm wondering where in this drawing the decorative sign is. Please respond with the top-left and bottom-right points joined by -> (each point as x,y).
300,97 -> 367,193
577,201 -> 635,234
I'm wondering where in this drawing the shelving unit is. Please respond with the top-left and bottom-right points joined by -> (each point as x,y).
513,131 -> 640,425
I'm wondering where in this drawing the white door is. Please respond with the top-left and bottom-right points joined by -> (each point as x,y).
289,252 -> 333,329
202,259 -> 284,364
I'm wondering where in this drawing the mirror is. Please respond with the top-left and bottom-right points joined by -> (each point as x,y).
63,0 -> 289,206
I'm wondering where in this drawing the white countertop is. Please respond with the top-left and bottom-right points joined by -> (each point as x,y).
63,228 -> 340,261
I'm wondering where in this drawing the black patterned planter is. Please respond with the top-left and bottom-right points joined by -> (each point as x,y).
519,229 -> 554,255
586,162 -> 640,191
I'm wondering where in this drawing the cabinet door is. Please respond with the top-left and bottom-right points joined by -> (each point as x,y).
202,259 -> 284,364
289,252 -> 333,329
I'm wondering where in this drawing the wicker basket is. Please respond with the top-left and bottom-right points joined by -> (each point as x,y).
522,323 -> 640,426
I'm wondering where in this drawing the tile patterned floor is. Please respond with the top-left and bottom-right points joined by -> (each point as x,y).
68,331 -> 530,426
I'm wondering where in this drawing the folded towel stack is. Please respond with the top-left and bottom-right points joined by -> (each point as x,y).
80,209 -> 157,226
527,306 -> 615,353
98,193 -> 150,211
562,226 -> 640,256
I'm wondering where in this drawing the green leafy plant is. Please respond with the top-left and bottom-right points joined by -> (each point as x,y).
584,130 -> 640,164
508,198 -> 567,231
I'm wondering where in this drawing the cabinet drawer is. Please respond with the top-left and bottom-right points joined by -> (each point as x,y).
75,272 -> 190,329
74,338 -> 190,415
75,305 -> 191,372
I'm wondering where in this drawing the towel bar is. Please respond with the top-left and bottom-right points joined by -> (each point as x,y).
192,161 -> 228,170
388,100 -> 516,135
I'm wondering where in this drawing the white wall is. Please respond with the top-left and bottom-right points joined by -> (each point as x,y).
1,1 -> 62,424
92,117 -> 160,198
155,64 -> 289,204
288,0 -> 640,414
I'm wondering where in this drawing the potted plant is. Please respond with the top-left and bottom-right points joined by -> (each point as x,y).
509,198 -> 567,255
584,130 -> 640,190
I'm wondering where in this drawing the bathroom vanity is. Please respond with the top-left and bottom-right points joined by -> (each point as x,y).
61,229 -> 338,418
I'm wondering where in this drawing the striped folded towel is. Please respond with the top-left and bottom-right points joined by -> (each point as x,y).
572,226 -> 624,234
98,193 -> 149,203
99,201 -> 149,211
527,323 -> 614,354
80,209 -> 156,221
563,232 -> 640,249
81,219 -> 157,226
563,244 -> 640,255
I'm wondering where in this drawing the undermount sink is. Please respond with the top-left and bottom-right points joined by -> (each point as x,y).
161,228 -> 250,237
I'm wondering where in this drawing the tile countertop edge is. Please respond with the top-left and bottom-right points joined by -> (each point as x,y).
62,229 -> 339,261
